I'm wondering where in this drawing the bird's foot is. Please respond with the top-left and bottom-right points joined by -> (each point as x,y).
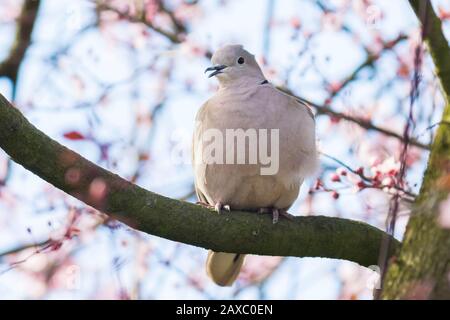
214,202 -> 231,214
197,201 -> 231,214
278,209 -> 294,221
272,209 -> 280,224
196,201 -> 213,209
258,207 -> 294,224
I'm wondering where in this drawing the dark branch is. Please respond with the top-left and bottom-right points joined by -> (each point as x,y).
96,2 -> 183,44
0,239 -> 51,261
382,0 -> 450,299
0,0 -> 41,98
409,0 -> 450,102
0,93 -> 399,267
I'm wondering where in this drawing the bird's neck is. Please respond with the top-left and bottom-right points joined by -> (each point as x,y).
219,76 -> 267,90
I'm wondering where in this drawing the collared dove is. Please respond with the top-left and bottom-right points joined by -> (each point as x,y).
192,44 -> 317,286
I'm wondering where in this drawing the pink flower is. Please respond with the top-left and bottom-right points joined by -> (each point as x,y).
331,173 -> 341,182
337,167 -> 347,176
381,177 -> 394,188
438,7 -> 450,20
239,256 -> 283,285
356,181 -> 366,190
290,17 -> 301,29
371,157 -> 400,176
328,82 -> 342,94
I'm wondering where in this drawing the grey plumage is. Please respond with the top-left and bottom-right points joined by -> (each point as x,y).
192,45 -> 317,286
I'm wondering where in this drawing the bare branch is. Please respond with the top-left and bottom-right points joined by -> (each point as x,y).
93,2 -> 430,150
278,87 -> 430,150
95,2 -> 183,43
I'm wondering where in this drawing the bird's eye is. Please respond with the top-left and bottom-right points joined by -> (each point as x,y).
237,57 -> 245,64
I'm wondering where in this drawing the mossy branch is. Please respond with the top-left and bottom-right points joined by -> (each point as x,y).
0,93 -> 399,267
381,1 -> 450,299
409,0 -> 450,101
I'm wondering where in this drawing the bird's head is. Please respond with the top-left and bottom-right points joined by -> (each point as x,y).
205,45 -> 265,86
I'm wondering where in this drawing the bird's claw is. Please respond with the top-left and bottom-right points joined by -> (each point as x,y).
197,201 -> 231,214
215,202 -> 231,214
272,209 -> 279,224
258,207 -> 293,224
196,201 -> 213,209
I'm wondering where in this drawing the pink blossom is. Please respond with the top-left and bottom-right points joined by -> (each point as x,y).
337,167 -> 348,176
290,17 -> 301,29
331,173 -> 341,182
239,256 -> 283,285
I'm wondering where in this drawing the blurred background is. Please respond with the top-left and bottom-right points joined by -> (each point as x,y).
0,0 -> 449,299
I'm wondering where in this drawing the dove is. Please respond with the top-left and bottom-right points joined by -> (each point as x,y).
192,45 -> 317,286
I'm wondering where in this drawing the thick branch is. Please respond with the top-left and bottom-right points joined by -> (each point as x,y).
0,0 -> 41,94
381,1 -> 450,299
0,93 -> 399,267
409,0 -> 450,102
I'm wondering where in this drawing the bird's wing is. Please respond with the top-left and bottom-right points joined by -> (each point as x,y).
192,100 -> 211,204
295,98 -> 315,122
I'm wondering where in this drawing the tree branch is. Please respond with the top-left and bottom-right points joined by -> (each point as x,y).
94,3 -> 430,150
0,239 -> 51,261
0,0 -> 41,97
278,87 -> 430,150
0,93 -> 399,267
409,0 -> 450,102
381,0 -> 450,299
95,2 -> 183,44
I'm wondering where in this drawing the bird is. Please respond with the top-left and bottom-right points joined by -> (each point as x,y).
192,44 -> 317,286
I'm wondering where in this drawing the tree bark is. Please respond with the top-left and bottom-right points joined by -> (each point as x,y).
381,1 -> 450,299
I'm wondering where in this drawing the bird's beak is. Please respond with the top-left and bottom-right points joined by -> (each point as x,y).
204,65 -> 227,78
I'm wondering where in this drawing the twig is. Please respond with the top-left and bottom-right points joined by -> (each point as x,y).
278,87 -> 430,150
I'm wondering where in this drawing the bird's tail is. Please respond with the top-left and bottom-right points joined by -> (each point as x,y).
206,251 -> 245,286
